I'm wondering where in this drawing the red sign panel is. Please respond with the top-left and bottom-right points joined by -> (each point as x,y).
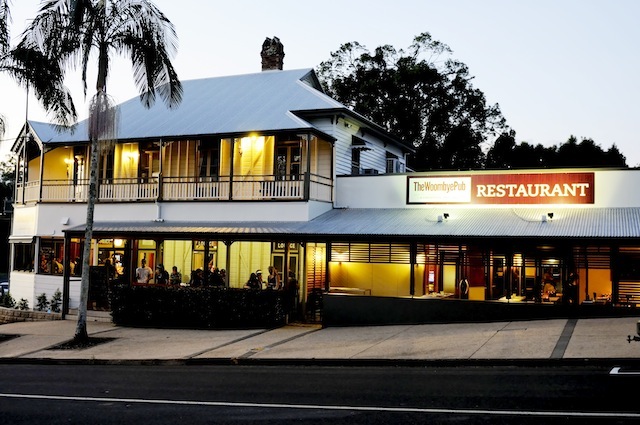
471,172 -> 594,204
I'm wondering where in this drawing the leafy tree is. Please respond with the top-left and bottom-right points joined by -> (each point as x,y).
486,134 -> 627,169
0,154 -> 14,204
317,33 -> 507,171
21,0 -> 182,342
0,0 -> 76,137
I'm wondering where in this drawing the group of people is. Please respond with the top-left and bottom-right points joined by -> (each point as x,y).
135,260 -> 183,285
187,266 -> 226,287
244,266 -> 283,290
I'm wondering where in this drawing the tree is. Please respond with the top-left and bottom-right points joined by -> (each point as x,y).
486,134 -> 627,169
0,154 -> 15,203
0,0 -> 76,137
21,0 -> 182,342
317,33 -> 507,171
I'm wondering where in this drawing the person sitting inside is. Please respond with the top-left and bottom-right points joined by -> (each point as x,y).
244,272 -> 261,290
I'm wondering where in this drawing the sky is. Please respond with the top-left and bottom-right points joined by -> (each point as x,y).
1,0 -> 639,165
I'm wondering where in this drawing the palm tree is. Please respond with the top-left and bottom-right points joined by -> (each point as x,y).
0,0 -> 76,136
21,0 -> 183,342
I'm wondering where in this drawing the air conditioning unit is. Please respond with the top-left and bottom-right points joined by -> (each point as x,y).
363,168 -> 379,175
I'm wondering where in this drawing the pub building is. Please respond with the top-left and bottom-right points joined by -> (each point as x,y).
7,48 -> 640,323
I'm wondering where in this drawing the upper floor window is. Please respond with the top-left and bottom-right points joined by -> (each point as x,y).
386,152 -> 405,174
275,139 -> 301,180
351,149 -> 361,175
100,151 -> 114,183
139,141 -> 160,182
199,138 -> 220,179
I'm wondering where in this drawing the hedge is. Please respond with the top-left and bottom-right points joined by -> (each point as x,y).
109,284 -> 286,329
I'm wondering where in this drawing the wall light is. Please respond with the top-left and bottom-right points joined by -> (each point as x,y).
547,212 -> 554,220
443,213 -> 449,219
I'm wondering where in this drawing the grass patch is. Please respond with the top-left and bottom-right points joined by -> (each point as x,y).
49,337 -> 116,350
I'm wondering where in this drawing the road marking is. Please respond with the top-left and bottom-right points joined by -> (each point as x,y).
610,366 -> 640,375
1,393 -> 639,419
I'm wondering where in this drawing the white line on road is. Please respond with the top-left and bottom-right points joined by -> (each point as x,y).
610,366 -> 640,375
1,393 -> 639,419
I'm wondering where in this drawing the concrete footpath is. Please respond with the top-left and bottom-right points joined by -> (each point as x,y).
1,316 -> 640,364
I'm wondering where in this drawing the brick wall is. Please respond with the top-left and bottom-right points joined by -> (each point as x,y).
0,307 -> 62,324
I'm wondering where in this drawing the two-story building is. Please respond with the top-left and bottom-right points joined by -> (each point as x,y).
8,49 -> 412,316
7,41 -> 640,324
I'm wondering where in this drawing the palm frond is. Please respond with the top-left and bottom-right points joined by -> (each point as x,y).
0,0 -> 10,54
7,42 -> 77,127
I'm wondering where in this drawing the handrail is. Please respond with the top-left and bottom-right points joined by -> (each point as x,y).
18,174 -> 334,203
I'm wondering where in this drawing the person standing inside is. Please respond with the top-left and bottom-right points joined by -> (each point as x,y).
244,272 -> 261,290
155,264 -> 169,284
136,259 -> 152,284
267,266 -> 281,290
460,277 -> 470,300
256,270 -> 265,289
169,266 -> 182,285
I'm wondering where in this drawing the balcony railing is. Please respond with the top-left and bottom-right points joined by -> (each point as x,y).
15,173 -> 333,204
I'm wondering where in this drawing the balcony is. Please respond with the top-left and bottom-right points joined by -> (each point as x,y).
14,173 -> 333,204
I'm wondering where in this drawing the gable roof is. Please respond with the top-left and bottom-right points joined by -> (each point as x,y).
23,68 -> 404,148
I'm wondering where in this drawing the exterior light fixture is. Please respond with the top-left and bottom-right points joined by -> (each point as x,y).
443,213 -> 449,219
547,212 -> 554,220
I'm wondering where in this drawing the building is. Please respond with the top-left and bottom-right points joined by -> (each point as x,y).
7,41 -> 411,317
7,41 -> 640,323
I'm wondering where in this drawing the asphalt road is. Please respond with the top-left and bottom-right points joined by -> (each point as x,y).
0,364 -> 639,424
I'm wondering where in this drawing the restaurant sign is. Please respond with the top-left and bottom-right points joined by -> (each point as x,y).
407,172 -> 595,204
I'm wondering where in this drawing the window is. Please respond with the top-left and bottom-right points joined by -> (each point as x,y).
13,242 -> 35,272
386,152 -> 405,174
351,149 -> 361,175
275,140 -> 301,180
199,138 -> 220,179
100,151 -> 114,183
139,141 -> 160,182
39,239 -> 65,275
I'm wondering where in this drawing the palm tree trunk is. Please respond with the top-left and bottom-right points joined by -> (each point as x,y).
75,135 -> 99,342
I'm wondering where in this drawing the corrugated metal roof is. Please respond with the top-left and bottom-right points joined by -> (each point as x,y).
29,69 -> 345,144
64,207 -> 640,239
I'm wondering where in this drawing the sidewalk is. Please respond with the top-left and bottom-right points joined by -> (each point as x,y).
1,316 -> 640,364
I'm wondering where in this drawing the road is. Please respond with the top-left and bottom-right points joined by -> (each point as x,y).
0,363 -> 639,424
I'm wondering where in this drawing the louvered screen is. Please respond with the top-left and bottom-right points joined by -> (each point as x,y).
330,242 -> 411,264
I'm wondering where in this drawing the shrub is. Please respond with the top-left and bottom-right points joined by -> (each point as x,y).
0,292 -> 15,308
17,298 -> 29,310
50,289 -> 62,313
110,284 -> 286,329
36,293 -> 49,311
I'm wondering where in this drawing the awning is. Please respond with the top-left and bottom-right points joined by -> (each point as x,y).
8,236 -> 35,243
61,207 -> 640,240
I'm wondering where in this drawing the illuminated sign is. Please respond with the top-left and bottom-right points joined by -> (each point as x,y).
407,172 -> 594,205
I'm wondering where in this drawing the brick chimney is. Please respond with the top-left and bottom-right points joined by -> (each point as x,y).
261,37 -> 285,71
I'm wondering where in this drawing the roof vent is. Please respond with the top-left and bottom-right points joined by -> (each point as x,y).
261,37 -> 285,71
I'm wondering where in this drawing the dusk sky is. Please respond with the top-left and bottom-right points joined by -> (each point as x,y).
1,0 -> 639,165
